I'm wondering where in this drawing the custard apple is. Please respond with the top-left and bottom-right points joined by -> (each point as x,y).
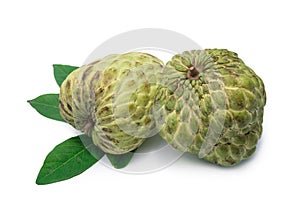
59,52 -> 164,154
154,49 -> 266,166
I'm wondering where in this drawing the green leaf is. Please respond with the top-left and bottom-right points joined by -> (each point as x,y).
106,152 -> 134,169
36,135 -> 105,185
53,64 -> 79,87
27,94 -> 65,122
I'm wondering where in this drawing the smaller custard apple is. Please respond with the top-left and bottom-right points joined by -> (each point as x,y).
59,52 -> 164,154
154,49 -> 266,166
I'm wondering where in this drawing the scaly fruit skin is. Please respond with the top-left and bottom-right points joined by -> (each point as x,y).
59,52 -> 164,154
155,49 -> 266,166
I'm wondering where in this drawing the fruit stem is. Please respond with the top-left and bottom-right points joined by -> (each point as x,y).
187,66 -> 199,80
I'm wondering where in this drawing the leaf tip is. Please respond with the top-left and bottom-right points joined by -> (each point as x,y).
35,175 -> 45,185
35,179 -> 42,185
27,99 -> 33,105
52,64 -> 60,68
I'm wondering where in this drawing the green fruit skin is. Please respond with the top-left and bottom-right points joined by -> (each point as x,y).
156,49 -> 266,166
59,52 -> 164,154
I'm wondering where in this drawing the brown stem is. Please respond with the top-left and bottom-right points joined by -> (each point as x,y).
187,66 -> 199,80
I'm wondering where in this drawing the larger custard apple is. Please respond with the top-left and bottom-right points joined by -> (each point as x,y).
59,52 -> 164,154
154,49 -> 266,166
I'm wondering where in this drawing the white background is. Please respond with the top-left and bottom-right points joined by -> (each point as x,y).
1,0 -> 299,199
